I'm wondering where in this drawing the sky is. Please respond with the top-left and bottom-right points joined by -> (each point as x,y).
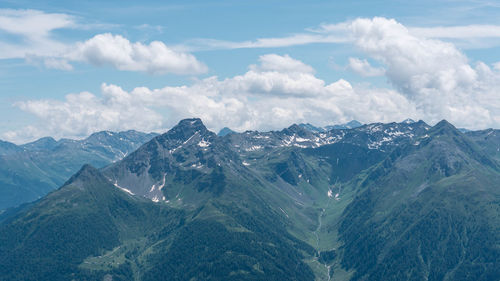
1,0 -> 500,143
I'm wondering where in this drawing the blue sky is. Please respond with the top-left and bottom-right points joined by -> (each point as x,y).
1,0 -> 500,143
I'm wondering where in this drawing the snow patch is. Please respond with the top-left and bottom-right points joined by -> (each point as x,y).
158,174 -> 166,190
245,145 -> 262,151
198,139 -> 210,147
113,181 -> 135,195
295,137 -> 310,142
253,135 -> 270,139
293,143 -> 308,148
183,132 -> 198,145
279,207 -> 289,218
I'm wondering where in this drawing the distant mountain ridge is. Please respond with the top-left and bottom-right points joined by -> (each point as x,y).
0,130 -> 158,209
298,120 -> 363,132
217,127 -> 236,136
0,140 -> 23,155
217,120 -> 364,136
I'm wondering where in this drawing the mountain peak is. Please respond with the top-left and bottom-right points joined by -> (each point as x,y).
430,119 -> 459,136
298,123 -> 325,133
63,164 -> 106,187
87,131 -> 114,139
157,118 -> 214,146
178,117 -> 204,126
171,118 -> 207,132
287,123 -> 302,131
164,118 -> 208,136
283,123 -> 312,136
401,118 -> 415,124
218,127 -> 235,136
71,164 -> 100,178
21,136 -> 58,151
33,136 -> 56,143
434,119 -> 453,127
345,120 -> 363,128
325,120 -> 363,130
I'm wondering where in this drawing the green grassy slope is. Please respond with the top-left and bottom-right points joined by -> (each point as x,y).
0,164 -> 315,281
336,121 -> 500,281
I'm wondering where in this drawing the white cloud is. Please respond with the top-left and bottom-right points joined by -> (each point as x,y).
493,61 -> 500,71
0,9 -> 73,59
134,24 -> 164,33
67,33 -> 207,75
183,21 -> 500,51
8,38 -> 500,143
0,9 -> 73,38
180,33 -> 350,52
4,16 -> 500,142
250,54 -> 315,74
347,57 -> 385,77
25,55 -> 74,70
10,86 -> 164,141
409,25 -> 500,39
43,57 -> 73,71
4,54 -> 416,143
346,17 -> 500,128
0,9 -> 206,75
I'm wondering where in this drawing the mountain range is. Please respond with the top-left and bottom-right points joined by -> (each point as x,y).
0,118 -> 498,280
0,130 -> 158,209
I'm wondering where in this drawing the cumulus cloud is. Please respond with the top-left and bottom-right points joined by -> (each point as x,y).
4,54 -> 416,143
0,9 -> 206,75
278,17 -> 500,129
347,57 -> 385,77
346,17 -> 500,128
30,89 -> 159,134
8,86 -> 164,142
67,33 -> 207,75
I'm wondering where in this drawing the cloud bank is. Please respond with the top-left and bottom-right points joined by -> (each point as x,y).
4,53 -> 415,142
3,17 -> 500,143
